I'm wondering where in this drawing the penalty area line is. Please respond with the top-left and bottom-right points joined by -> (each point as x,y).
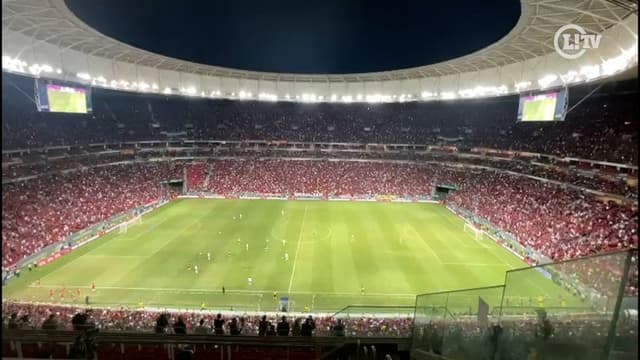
287,204 -> 307,293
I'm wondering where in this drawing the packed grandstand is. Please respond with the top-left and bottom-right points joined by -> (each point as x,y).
2,0 -> 639,359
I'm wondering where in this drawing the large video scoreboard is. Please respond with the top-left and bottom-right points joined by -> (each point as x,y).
517,88 -> 568,122
35,79 -> 92,114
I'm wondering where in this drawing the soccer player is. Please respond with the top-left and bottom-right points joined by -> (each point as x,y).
76,288 -> 81,298
222,286 -> 226,294
273,291 -> 277,300
207,252 -> 211,262
281,210 -> 285,216
239,213 -> 243,219
49,289 -> 54,301
246,243 -> 249,251
194,265 -> 199,275
284,253 -> 289,261
282,239 -> 286,246
91,282 -> 96,292
361,287 -> 365,295
248,277 -> 253,286
187,264 -> 192,271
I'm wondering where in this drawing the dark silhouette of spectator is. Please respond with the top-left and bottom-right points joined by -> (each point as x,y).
42,314 -> 58,331
331,319 -> 345,337
266,324 -> 277,336
8,313 -> 18,329
155,313 -> 169,334
71,312 -> 89,331
214,314 -> 225,335
173,316 -> 187,334
277,316 -> 290,336
258,315 -> 269,336
292,318 -> 301,336
301,316 -> 315,336
228,317 -> 241,335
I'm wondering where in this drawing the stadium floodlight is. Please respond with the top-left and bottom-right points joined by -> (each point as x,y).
356,94 -> 363,101
366,94 -> 391,103
318,95 -> 324,100
560,71 -> 578,84
2,56 -> 28,73
76,72 -> 91,80
421,91 -> 436,99
602,54 -> 629,76
258,92 -> 278,101
285,94 -> 290,99
441,92 -> 456,100
301,93 -> 317,102
151,83 -> 159,90
579,65 -> 600,80
163,87 -> 172,94
56,68 -> 62,74
514,81 -> 531,91
537,74 -> 558,88
342,95 -> 353,103
330,94 -> 337,101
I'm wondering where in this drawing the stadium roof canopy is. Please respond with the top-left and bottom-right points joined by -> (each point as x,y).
2,0 -> 638,103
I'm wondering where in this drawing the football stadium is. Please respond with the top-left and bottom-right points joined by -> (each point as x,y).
1,0 -> 638,359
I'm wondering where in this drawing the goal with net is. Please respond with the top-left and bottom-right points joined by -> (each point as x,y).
463,222 -> 483,241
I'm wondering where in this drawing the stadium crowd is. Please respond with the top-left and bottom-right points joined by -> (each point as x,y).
1,302 -> 413,338
3,301 -> 636,360
2,159 -> 637,268
2,162 -> 182,267
3,73 -> 637,164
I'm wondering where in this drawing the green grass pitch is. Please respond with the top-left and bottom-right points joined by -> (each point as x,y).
3,199 -> 585,313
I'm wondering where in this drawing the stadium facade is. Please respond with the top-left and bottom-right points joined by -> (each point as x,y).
2,0 -> 638,102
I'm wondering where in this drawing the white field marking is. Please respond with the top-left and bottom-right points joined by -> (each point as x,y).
37,211 -> 177,282
403,224 -> 442,263
441,263 -> 510,267
27,284 -> 416,298
85,255 -> 147,258
288,204 -> 307,293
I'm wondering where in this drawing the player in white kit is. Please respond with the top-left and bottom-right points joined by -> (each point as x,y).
207,252 -> 211,262
246,243 -> 249,251
284,253 -> 289,261
194,265 -> 199,275
248,277 -> 253,285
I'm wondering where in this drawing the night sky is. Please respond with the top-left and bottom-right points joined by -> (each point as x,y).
66,0 -> 520,74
